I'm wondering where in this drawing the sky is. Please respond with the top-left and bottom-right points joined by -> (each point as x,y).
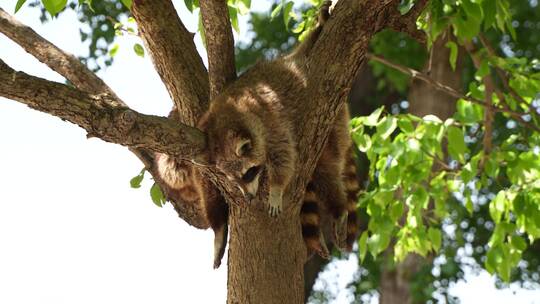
0,1 -> 539,304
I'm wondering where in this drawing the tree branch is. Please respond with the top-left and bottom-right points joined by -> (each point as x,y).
0,58 -> 206,158
367,53 -> 540,133
463,41 -> 494,160
132,0 -> 209,124
200,0 -> 237,99
479,34 -> 540,119
0,8 -> 118,99
386,0 -> 428,43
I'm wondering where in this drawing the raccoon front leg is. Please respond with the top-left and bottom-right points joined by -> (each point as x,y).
266,135 -> 296,217
268,186 -> 284,217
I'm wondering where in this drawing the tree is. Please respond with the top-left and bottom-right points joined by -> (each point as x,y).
2,0 -> 540,303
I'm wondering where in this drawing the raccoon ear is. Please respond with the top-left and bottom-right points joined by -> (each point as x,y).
235,138 -> 252,157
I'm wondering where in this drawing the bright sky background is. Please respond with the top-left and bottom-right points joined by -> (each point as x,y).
0,1 -> 539,303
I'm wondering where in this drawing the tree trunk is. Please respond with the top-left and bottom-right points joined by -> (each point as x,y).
227,204 -> 305,304
379,32 -> 463,304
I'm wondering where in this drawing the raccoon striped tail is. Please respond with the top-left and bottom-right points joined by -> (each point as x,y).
301,182 -> 330,259
343,148 -> 360,252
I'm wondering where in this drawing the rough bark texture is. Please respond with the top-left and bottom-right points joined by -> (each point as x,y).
0,59 -> 206,157
227,207 -> 305,304
379,33 -> 461,304
200,0 -> 237,99
132,0 -> 209,124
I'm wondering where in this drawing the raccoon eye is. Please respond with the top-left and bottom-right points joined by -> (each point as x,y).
242,166 -> 261,183
238,141 -> 252,156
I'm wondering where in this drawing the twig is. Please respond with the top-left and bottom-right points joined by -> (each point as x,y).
479,34 -> 539,118
463,41 -> 494,165
366,53 -> 540,133
0,7 -> 120,99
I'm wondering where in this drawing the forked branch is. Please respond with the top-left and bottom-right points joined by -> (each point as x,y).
0,7 -> 119,99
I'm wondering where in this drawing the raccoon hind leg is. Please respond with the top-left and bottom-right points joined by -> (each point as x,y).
301,182 -> 330,259
311,162 -> 349,251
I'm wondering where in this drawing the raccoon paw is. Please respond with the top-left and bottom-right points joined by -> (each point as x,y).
333,211 -> 348,251
267,187 -> 283,217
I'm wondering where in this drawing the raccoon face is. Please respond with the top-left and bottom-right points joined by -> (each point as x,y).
210,130 -> 265,199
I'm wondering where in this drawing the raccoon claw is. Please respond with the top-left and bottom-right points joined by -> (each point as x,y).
268,187 -> 283,217
316,233 -> 331,259
333,211 -> 348,251
268,205 -> 282,217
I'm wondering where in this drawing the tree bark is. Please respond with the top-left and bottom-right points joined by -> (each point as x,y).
227,206 -> 305,304
199,0 -> 237,99
132,0 -> 209,124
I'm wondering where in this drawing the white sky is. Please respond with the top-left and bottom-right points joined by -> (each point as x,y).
0,1 -> 539,303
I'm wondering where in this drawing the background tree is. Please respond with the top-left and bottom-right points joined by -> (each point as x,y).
1,0 -> 540,303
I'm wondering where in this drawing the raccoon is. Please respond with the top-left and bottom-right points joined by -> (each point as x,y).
198,88 -> 297,217
155,0 -> 361,266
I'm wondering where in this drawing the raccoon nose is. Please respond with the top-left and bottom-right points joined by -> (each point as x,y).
241,166 -> 262,183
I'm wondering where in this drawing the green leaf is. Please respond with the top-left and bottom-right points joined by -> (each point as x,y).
120,0 -> 132,9
489,191 -> 506,223
368,232 -> 391,256
398,0 -> 414,15
198,13 -> 206,47
184,0 -> 194,12
150,183 -> 165,208
428,227 -> 442,251
353,133 -> 372,153
455,99 -> 484,125
133,43 -> 145,57
445,41 -> 458,71
377,117 -> 397,139
15,0 -> 27,13
461,0 -> 483,21
359,231 -> 368,262
510,235 -> 527,252
228,5 -> 240,33
476,60 -> 490,80
390,201 -> 404,221
130,169 -> 145,189
270,2 -> 283,20
41,0 -> 67,16
482,0 -> 496,29
283,1 -> 294,29
447,126 -> 468,163
109,43 -> 120,58
234,0 -> 250,15
398,116 -> 415,133
365,107 -> 384,126
292,21 -> 305,34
